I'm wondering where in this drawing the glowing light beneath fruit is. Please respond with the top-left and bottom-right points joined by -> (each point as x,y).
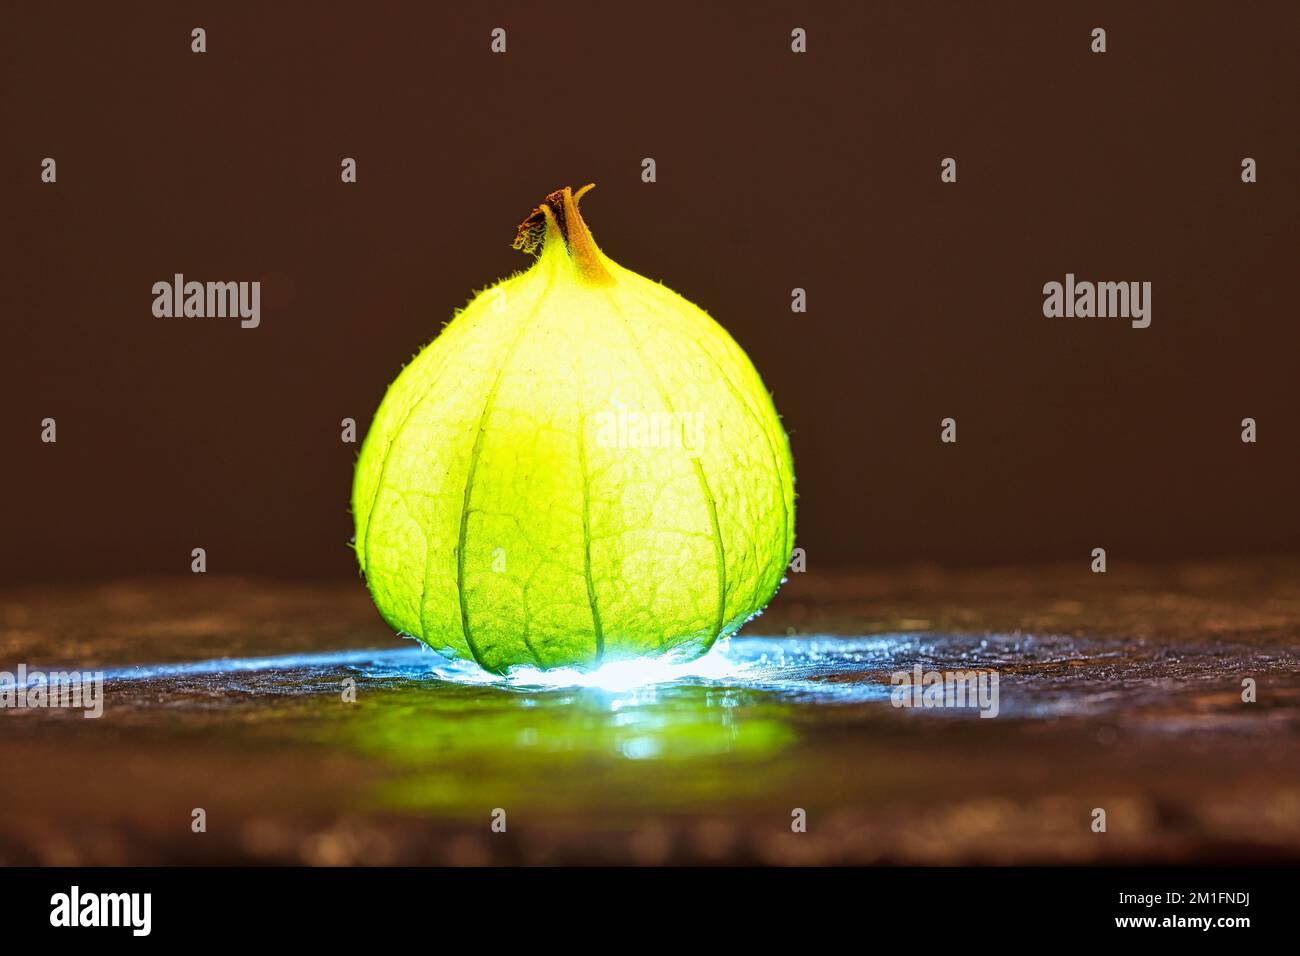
492,648 -> 747,691
96,635 -> 917,702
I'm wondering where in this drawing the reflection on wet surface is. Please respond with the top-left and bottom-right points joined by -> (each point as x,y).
2,562 -> 1299,864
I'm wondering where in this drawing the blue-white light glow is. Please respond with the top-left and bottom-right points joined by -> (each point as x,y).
93,635 -> 915,701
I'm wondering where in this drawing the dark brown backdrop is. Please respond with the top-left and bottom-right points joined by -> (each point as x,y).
2,1 -> 1297,582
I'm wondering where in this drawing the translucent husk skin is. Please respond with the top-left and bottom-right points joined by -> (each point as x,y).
353,186 -> 794,673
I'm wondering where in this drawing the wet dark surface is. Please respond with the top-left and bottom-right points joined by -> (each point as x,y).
2,559 -> 1298,864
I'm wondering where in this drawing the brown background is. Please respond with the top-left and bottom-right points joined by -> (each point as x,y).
2,1 -> 1297,583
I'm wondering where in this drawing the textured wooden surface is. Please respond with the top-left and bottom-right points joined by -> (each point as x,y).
2,558 -> 1298,865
